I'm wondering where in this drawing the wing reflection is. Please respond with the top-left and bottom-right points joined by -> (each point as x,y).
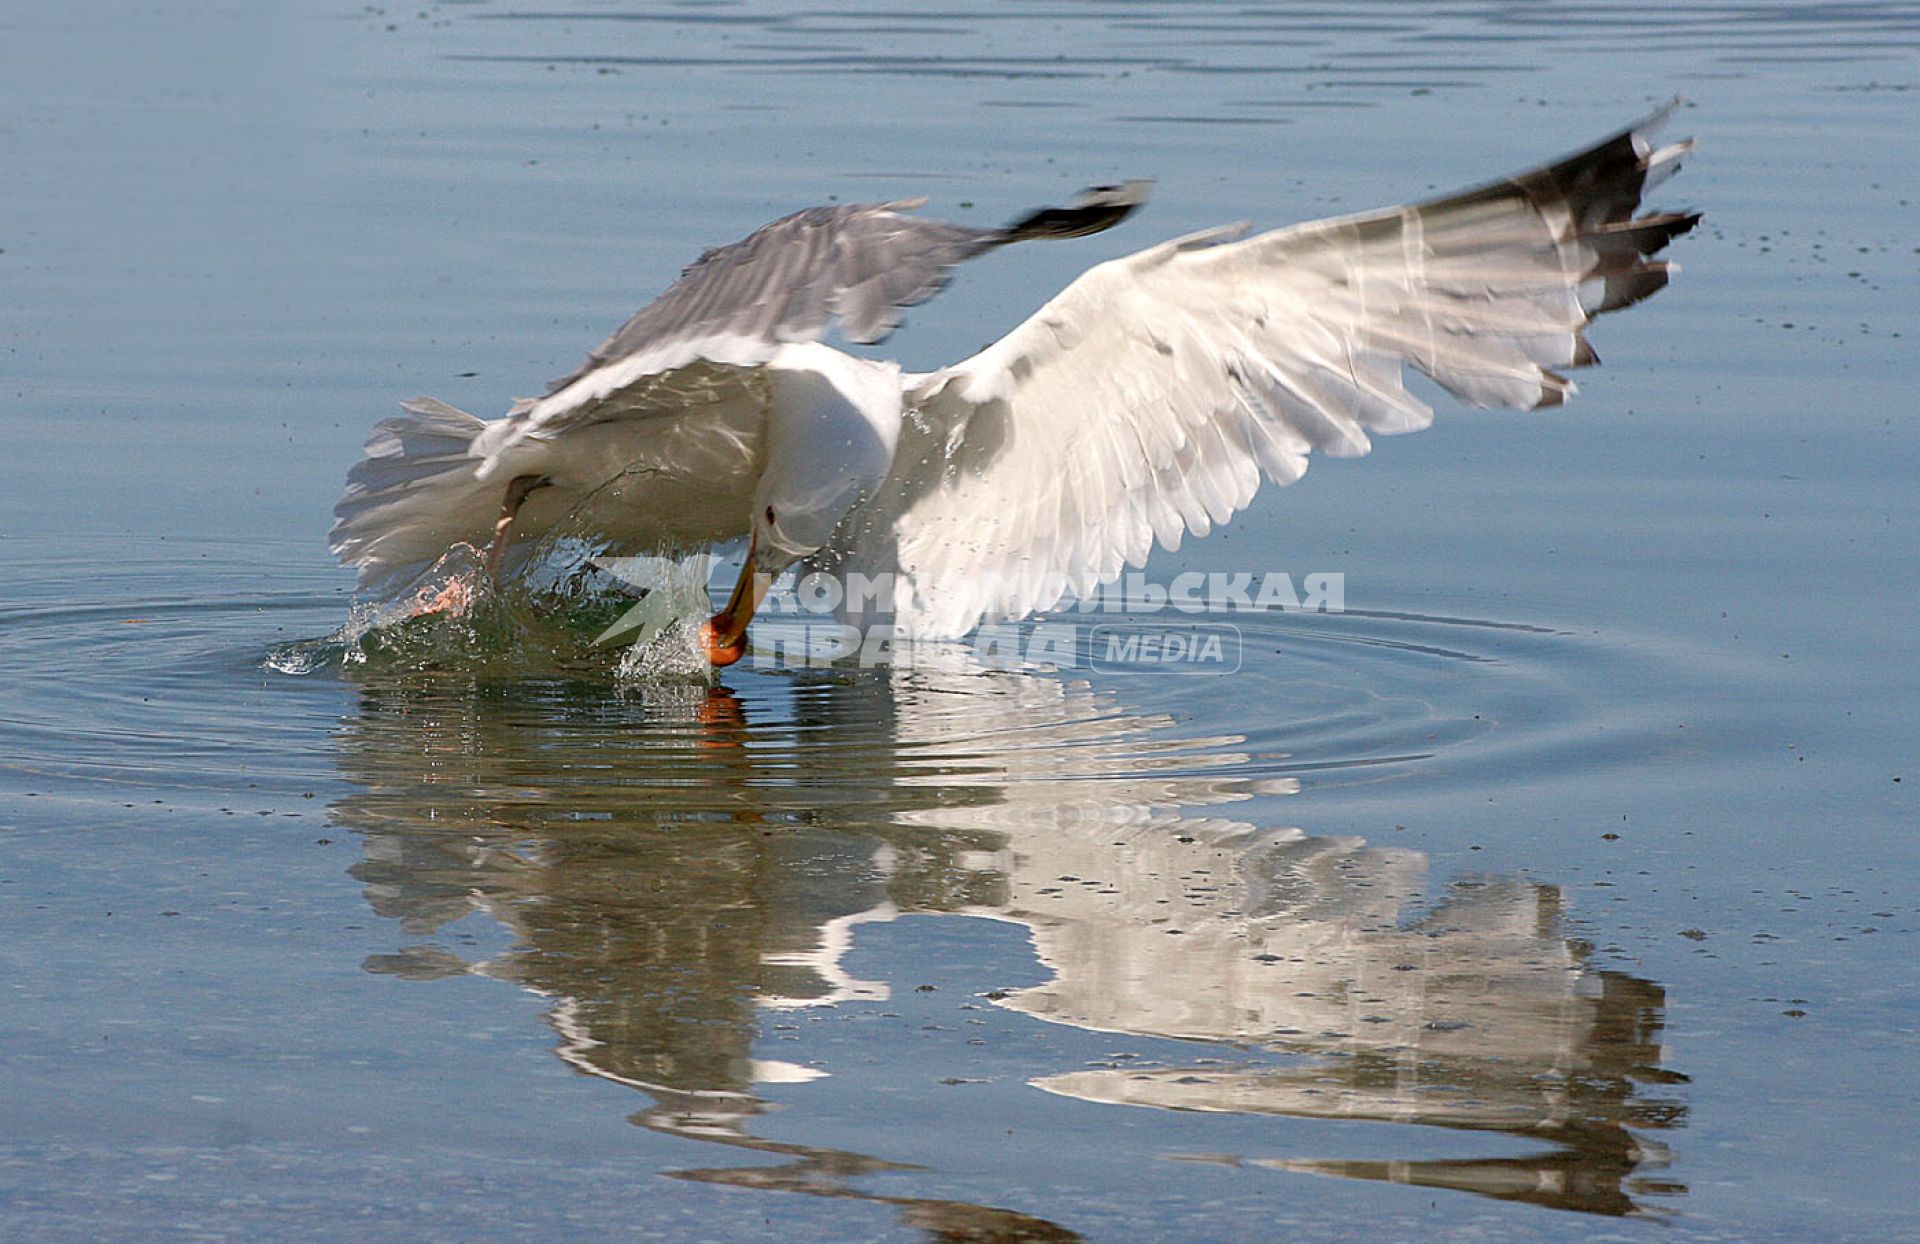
330,659 -> 1685,1229
1013,861 -> 1684,1215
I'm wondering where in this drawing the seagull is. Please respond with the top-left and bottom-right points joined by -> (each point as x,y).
331,104 -> 1697,666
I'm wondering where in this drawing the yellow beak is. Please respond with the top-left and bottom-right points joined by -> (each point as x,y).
700,534 -> 771,667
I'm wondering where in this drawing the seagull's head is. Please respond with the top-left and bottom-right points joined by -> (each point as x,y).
697,493 -> 852,668
699,441 -> 892,668
699,344 -> 904,667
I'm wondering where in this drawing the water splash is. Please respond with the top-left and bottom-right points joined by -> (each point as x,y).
265,542 -> 720,683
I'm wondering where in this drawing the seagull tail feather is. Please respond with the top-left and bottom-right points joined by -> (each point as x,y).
329,397 -> 501,596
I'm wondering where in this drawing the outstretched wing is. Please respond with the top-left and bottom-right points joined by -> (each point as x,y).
820,105 -> 1699,639
473,183 -> 1151,472
333,184 -> 1149,592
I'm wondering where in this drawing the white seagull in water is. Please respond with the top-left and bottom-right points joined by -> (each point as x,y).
332,105 -> 1697,666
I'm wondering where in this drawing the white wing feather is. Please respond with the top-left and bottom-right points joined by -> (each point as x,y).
820,107 -> 1697,639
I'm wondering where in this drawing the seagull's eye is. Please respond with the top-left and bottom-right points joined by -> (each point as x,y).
764,506 -> 777,527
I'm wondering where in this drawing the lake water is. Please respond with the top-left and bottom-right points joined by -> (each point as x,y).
4,2 -> 1918,1240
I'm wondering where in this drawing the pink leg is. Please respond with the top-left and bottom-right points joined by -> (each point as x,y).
485,474 -> 551,582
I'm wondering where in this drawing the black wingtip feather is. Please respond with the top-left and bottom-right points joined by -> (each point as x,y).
996,179 -> 1153,246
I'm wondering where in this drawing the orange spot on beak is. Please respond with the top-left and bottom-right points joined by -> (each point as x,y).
699,619 -> 749,667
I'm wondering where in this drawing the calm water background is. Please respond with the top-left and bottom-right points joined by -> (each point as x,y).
3,2 -> 1918,1240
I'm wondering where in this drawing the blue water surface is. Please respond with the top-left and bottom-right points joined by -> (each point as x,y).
2,3 -> 1917,1241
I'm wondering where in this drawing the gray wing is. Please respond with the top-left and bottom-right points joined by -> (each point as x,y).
543,182 -> 1153,398
338,183 -> 1150,591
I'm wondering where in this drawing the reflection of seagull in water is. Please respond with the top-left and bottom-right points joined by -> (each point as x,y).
331,105 -> 1697,665
337,661 -> 1687,1219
